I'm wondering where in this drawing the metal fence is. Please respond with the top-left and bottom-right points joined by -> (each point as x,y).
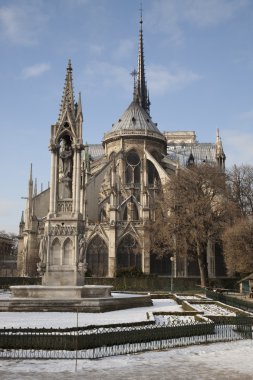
0,318 -> 252,359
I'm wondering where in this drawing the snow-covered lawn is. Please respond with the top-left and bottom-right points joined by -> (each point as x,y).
0,341 -> 253,379
0,290 -> 253,378
0,297 -> 182,328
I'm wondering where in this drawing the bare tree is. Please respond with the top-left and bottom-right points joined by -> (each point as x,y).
227,164 -> 253,216
151,164 -> 236,287
222,218 -> 253,275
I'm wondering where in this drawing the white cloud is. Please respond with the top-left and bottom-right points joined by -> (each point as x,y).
83,62 -> 201,97
83,61 -> 131,92
0,2 -> 48,45
87,43 -> 105,56
113,39 -> 135,60
184,0 -> 249,27
145,0 -> 249,44
223,129 -> 253,167
145,1 -> 184,45
147,64 -> 201,95
22,63 -> 50,79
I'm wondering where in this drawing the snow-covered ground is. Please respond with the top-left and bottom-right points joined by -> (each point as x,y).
0,297 -> 182,328
0,341 -> 253,379
191,302 -> 236,316
1,291 -> 253,378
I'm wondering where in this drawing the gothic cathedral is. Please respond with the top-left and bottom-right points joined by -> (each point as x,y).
18,17 -> 226,281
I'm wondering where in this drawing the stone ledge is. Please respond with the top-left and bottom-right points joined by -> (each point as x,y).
10,285 -> 113,299
0,295 -> 152,313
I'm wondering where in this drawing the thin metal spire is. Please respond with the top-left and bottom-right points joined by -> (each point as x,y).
136,6 -> 150,114
58,59 -> 75,122
131,69 -> 137,101
29,163 -> 33,184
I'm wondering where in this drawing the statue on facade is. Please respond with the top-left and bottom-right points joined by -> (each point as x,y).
37,235 -> 47,275
59,138 -> 73,179
77,236 -> 88,274
58,137 -> 73,199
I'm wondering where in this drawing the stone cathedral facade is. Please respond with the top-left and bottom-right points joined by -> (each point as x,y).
18,19 -> 226,280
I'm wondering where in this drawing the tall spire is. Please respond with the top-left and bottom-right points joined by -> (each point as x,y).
33,178 -> 37,197
58,59 -> 75,122
215,128 -> 226,170
29,163 -> 33,184
27,163 -> 33,225
135,6 -> 150,114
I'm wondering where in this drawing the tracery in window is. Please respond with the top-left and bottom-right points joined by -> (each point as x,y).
86,235 -> 108,276
125,151 -> 140,185
117,234 -> 141,270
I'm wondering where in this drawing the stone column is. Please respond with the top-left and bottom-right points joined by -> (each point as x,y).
108,227 -> 116,277
72,150 -> 77,212
142,229 -> 150,274
75,150 -> 81,214
49,148 -> 57,214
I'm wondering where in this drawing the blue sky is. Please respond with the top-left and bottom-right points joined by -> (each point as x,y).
1,0 -> 253,233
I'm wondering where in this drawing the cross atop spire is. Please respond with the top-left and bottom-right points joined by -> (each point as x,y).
58,59 -> 75,122
134,9 -> 150,114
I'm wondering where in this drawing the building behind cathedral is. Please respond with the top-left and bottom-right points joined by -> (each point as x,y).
17,17 -> 226,280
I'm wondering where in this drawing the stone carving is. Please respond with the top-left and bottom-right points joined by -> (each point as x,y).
37,235 -> 47,275
59,137 -> 73,199
78,236 -> 86,263
49,225 -> 77,236
59,138 -> 72,179
77,235 -> 88,274
98,172 -> 111,202
39,235 -> 47,263
57,200 -> 73,213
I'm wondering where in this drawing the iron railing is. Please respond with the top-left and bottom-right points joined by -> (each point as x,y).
0,317 -> 252,359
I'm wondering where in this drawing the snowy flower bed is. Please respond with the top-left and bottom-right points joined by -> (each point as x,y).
188,303 -> 236,316
154,314 -> 198,326
175,296 -> 201,300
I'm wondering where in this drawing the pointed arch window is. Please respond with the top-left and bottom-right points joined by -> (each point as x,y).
123,201 -> 139,221
147,161 -> 160,185
63,238 -> 73,265
51,239 -> 61,265
125,151 -> 140,185
86,235 -> 108,277
117,234 -> 142,270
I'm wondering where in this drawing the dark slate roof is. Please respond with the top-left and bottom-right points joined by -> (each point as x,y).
109,101 -> 161,134
87,144 -> 105,160
166,143 -> 216,165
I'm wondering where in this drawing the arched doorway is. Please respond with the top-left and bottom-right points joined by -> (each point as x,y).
86,235 -> 108,276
